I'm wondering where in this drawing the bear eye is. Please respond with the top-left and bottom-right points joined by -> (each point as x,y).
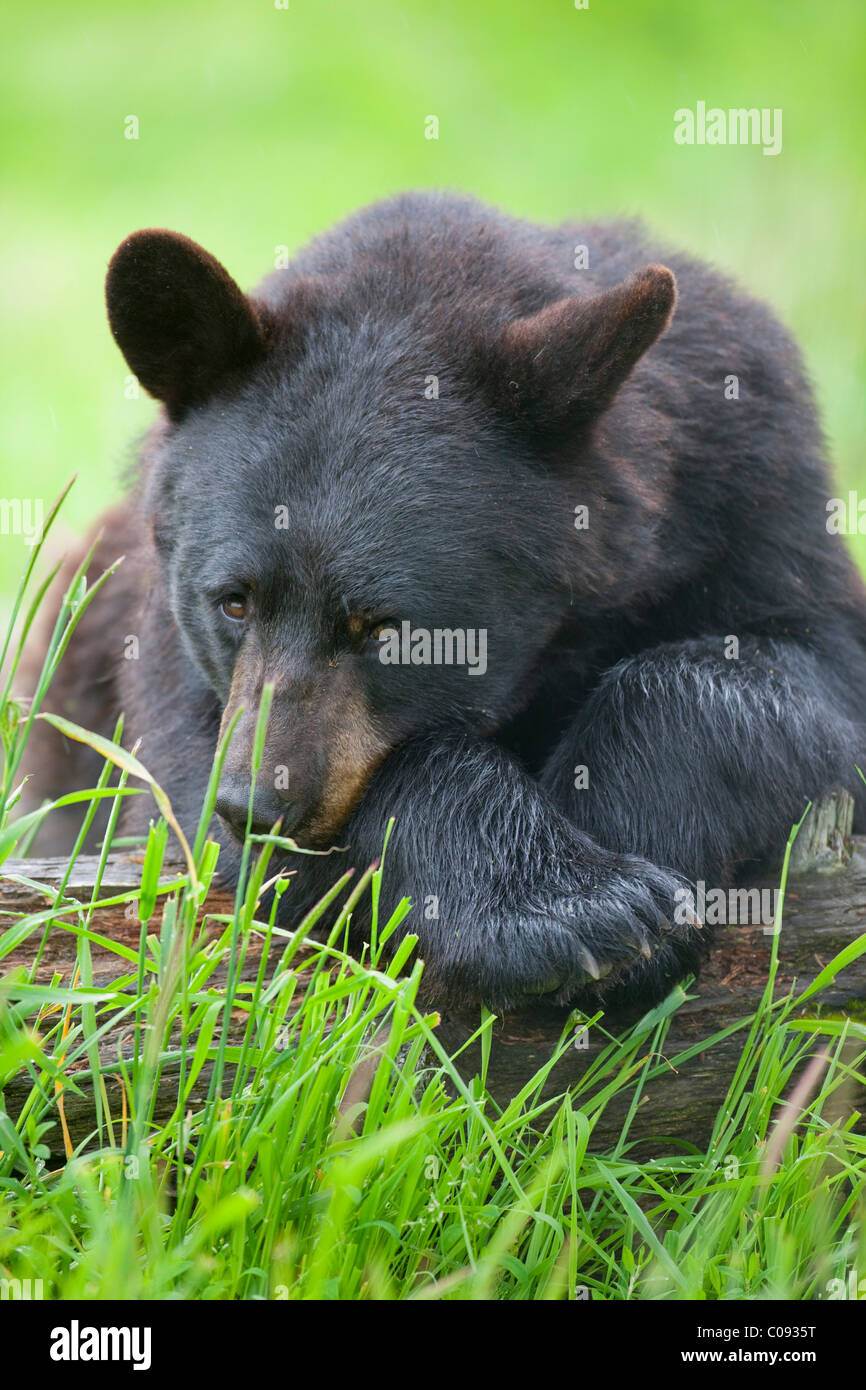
368,620 -> 396,643
219,595 -> 247,622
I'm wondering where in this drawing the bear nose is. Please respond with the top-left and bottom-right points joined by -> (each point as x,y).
215,778 -> 305,841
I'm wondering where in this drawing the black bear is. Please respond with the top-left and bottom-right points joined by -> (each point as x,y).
21,192 -> 866,1012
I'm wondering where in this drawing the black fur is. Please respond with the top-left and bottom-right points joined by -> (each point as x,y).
21,192 -> 866,1014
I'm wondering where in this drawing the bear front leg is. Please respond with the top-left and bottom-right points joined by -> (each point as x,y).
287,727 -> 704,1013
542,635 -> 866,893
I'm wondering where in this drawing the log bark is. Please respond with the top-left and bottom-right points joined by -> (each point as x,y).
3,796 -> 866,1153
787,787 -> 854,874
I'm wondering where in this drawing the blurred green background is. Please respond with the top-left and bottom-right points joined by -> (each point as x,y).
0,0 -> 863,600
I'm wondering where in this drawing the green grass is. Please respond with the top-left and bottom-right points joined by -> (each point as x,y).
1,3 -> 864,1302
1,494 -> 865,1300
0,0 -> 864,610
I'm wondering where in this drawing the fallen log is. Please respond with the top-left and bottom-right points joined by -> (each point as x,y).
2,795 -> 865,1153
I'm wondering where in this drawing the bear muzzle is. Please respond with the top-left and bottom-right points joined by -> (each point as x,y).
214,771 -> 314,844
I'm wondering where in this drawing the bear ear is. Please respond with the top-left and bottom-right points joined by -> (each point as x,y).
482,265 -> 677,440
105,230 -> 268,417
